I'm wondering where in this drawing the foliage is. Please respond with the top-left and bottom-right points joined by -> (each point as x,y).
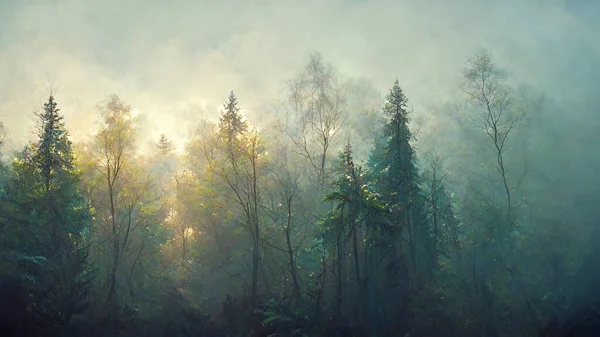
0,94 -> 92,336
0,51 -> 596,337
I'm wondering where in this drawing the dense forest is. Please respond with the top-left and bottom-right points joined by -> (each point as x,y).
1,1 -> 600,336
1,48 -> 599,337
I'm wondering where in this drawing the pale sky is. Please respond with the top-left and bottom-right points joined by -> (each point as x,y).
0,0 -> 598,153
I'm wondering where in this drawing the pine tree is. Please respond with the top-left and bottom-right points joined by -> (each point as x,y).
364,80 -> 431,333
320,141 -> 382,326
156,134 -> 174,155
374,80 -> 429,270
212,91 -> 263,302
373,80 -> 420,209
1,94 -> 91,333
14,94 -> 90,258
34,96 -> 75,192
218,91 -> 248,149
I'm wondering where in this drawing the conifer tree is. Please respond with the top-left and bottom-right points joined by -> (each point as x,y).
320,141 -> 382,327
363,80 -> 432,334
219,91 -> 248,148
156,134 -> 174,156
1,94 -> 91,333
369,79 -> 428,275
210,91 -> 264,302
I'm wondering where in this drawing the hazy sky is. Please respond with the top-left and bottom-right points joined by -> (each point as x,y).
0,0 -> 598,152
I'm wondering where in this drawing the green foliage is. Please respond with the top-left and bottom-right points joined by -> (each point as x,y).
370,79 -> 421,211
218,91 -> 248,148
260,298 -> 310,336
0,95 -> 92,335
0,52 -> 596,337
320,142 -> 381,242
34,95 -> 76,189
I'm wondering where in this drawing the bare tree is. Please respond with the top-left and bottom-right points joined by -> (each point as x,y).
282,52 -> 347,188
423,152 -> 447,269
270,166 -> 304,305
93,95 -> 136,310
459,50 -> 526,221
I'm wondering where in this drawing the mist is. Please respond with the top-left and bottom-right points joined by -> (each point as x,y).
1,0 -> 600,336
1,0 -> 597,146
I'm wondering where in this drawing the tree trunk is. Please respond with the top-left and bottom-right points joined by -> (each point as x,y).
285,200 -> 301,304
352,224 -> 362,324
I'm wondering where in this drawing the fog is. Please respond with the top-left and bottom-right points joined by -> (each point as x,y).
3,1 -> 600,336
1,0 -> 598,149
3,0 -> 599,266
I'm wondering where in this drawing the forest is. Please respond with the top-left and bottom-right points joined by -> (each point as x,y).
2,1 -> 600,336
1,49 -> 600,337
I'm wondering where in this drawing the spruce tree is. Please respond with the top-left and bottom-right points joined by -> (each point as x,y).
366,81 -> 430,331
213,91 -> 263,301
371,80 -> 421,211
218,91 -> 248,149
34,96 -> 76,193
2,94 -> 91,334
156,134 -> 174,155
320,141 -> 383,326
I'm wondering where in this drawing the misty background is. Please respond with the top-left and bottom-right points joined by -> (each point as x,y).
2,0 -> 599,232
1,0 -> 600,335
1,0 -> 598,146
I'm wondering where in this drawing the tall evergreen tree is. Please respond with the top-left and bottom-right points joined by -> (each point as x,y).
156,134 -> 174,156
0,94 -> 91,335
211,91 -> 264,302
219,91 -> 248,149
370,79 -> 428,274
364,80 -> 432,335
34,96 -> 76,193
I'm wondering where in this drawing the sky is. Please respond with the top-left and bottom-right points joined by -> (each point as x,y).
0,0 -> 599,154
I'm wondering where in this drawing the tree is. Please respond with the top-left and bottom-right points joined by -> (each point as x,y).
205,92 -> 266,302
0,123 -> 6,196
173,118 -> 249,313
0,94 -> 91,335
93,95 -> 136,312
362,80 -> 433,335
156,134 -> 174,156
263,158 -> 306,306
319,140 -> 383,330
459,50 -> 526,222
84,95 -> 166,324
0,121 -> 4,148
283,52 -> 347,187
422,152 -> 460,273
370,79 -> 429,277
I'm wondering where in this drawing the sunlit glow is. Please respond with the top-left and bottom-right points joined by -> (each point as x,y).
176,143 -> 185,155
166,209 -> 177,223
184,227 -> 196,240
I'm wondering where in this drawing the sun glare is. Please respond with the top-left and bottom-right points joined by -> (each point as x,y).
176,143 -> 185,155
